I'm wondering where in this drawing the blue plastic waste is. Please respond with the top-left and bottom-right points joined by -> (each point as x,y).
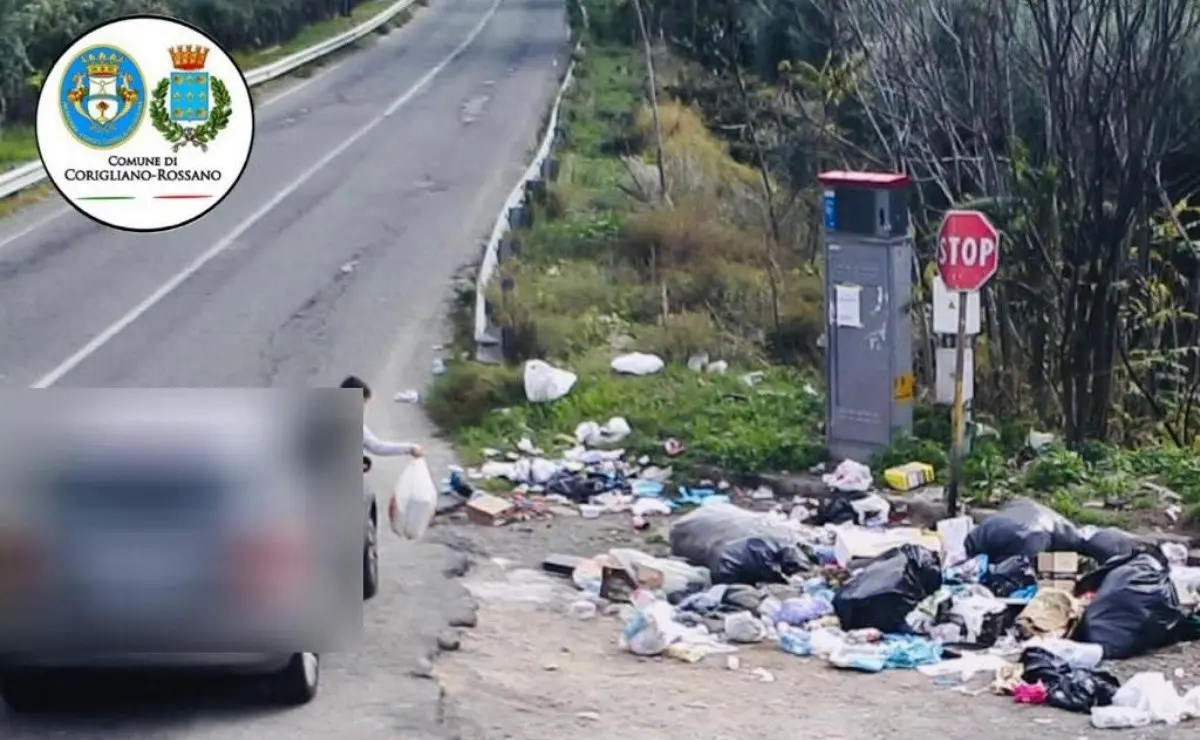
777,597 -> 833,625
882,635 -> 943,668
778,632 -> 812,656
632,480 -> 665,497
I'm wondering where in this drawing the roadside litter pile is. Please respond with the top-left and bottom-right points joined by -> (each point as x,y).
446,411 -> 715,527
540,492 -> 1200,729
436,363 -> 1200,727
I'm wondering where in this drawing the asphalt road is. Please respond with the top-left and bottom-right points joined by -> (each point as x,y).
0,0 -> 569,734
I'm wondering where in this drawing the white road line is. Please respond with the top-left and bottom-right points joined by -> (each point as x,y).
0,206 -> 71,252
30,0 -> 503,389
0,11 -> 415,251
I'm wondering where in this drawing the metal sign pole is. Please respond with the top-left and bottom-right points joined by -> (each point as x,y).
947,291 -> 969,517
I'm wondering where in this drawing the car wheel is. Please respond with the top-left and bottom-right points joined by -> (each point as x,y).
363,508 -> 379,600
267,652 -> 319,706
0,674 -> 58,714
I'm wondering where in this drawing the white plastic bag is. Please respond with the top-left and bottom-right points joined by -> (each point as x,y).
1111,672 -> 1189,725
523,360 -> 576,402
822,459 -> 873,492
1184,686 -> 1200,718
610,352 -> 664,375
723,611 -> 767,643
389,458 -> 438,540
620,593 -> 684,656
1090,706 -> 1152,728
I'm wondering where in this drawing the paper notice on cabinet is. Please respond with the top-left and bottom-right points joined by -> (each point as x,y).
834,284 -> 863,328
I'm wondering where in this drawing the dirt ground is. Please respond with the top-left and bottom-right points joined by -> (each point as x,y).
429,513 -> 1200,740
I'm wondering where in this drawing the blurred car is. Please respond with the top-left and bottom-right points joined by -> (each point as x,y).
362,455 -> 379,600
0,400 -> 362,713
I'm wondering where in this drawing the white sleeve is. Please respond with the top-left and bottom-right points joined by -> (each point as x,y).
363,424 -> 415,456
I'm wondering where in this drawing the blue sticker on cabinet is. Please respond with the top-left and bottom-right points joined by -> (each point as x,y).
823,191 -> 836,230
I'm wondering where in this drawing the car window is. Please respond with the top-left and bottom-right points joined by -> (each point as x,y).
51,463 -> 229,529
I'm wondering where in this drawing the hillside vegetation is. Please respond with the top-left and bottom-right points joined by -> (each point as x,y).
429,0 -> 1200,528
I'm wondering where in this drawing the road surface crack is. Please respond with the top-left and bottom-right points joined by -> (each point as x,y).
257,249 -> 365,384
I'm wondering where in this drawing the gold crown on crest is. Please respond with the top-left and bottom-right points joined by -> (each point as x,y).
168,45 -> 209,71
83,51 -> 122,77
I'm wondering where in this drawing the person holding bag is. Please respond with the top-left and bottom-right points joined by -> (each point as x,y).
340,375 -> 437,539
339,375 -> 424,458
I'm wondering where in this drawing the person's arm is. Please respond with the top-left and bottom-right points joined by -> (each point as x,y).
363,424 -> 419,456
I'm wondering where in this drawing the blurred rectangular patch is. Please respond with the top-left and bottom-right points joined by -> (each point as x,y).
0,389 -> 363,656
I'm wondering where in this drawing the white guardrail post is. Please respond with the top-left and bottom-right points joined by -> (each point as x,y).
473,39 -> 581,359
0,0 -> 418,200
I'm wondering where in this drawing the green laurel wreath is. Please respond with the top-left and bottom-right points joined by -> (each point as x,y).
149,77 -> 232,152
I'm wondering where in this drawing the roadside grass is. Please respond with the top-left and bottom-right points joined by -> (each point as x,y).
425,38 -> 1200,530
427,44 -> 835,478
0,183 -> 54,219
427,353 -> 827,474
232,0 -> 414,70
0,124 -> 37,170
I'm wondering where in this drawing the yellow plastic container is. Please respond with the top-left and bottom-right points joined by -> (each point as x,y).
884,462 -> 936,491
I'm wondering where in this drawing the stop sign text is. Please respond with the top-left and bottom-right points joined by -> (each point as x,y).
937,210 -> 1000,292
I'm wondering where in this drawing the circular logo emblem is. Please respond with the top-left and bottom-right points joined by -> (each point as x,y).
59,44 -> 146,149
36,15 -> 256,232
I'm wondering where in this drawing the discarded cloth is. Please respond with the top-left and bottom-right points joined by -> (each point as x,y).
828,635 -> 942,672
1016,587 -> 1082,638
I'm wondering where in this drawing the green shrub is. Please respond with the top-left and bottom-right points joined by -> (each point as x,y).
425,362 -> 525,431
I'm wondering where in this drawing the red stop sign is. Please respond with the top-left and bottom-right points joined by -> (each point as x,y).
937,209 -> 1000,292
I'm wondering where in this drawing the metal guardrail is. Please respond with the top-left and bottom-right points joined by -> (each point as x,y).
473,52 -> 578,352
473,7 -> 586,356
0,0 -> 418,200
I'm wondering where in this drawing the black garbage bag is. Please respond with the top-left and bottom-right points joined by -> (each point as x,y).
833,544 -> 942,633
1073,549 -> 1188,659
933,597 -> 1010,647
670,502 -> 800,569
813,494 -> 861,526
710,536 -> 809,584
1020,647 -> 1120,713
982,555 -> 1037,597
1078,527 -> 1137,564
544,471 -> 610,502
964,498 -> 1083,559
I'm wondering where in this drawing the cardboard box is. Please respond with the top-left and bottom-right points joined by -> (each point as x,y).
600,566 -> 638,603
541,553 -> 585,577
1036,551 -> 1079,591
833,526 -> 942,567
466,493 -> 516,526
884,462 -> 936,491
